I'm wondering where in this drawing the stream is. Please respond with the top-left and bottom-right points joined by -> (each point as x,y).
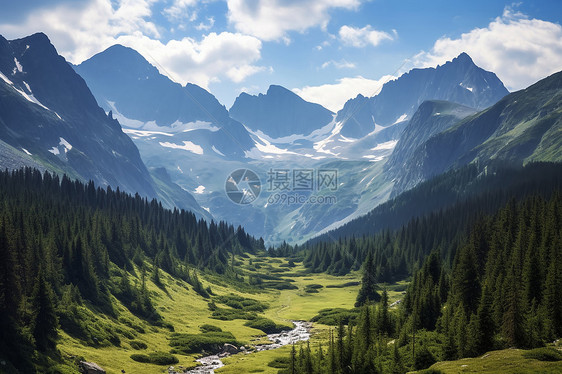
180,321 -> 311,374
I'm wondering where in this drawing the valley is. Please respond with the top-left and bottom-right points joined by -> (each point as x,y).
54,254 -> 365,374
1,6 -> 562,372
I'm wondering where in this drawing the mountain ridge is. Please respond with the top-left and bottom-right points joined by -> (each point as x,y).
0,32 -> 157,198
229,84 -> 335,138
335,52 -> 509,138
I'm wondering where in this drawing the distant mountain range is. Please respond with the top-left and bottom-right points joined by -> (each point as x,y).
229,85 -> 335,138
73,42 -> 519,243
0,33 -> 155,198
0,33 -> 211,220
6,31 -> 560,245
336,52 -> 508,138
391,69 -> 562,195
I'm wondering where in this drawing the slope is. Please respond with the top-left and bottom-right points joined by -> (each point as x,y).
0,33 -> 156,198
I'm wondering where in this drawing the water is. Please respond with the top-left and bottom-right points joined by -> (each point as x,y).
179,320 -> 311,374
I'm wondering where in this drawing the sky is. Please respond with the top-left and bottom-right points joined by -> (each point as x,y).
1,0 -> 562,111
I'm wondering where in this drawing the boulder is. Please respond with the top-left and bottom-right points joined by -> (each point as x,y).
79,361 -> 106,374
222,343 -> 239,354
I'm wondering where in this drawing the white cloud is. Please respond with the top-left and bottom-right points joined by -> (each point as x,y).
293,75 -> 395,112
195,16 -> 215,31
321,60 -> 356,69
117,32 -> 264,88
0,0 -> 265,88
415,7 -> 562,91
226,0 -> 361,41
339,25 -> 395,47
163,0 -> 198,22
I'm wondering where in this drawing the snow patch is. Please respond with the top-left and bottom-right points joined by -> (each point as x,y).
393,113 -> 408,124
123,129 -> 174,137
13,58 -> 23,74
363,155 -> 384,162
194,185 -> 206,194
212,145 -> 225,157
460,83 -> 474,92
159,140 -> 204,155
59,138 -> 72,151
0,72 -> 51,111
0,71 -> 14,85
49,137 -> 73,155
370,140 -> 398,151
21,148 -> 32,155
22,81 -> 31,93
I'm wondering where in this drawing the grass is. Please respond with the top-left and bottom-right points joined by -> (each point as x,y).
56,255 -> 365,374
425,348 -> 562,373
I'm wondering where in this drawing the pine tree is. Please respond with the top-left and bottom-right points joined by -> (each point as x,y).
31,269 -> 59,351
355,253 -> 381,307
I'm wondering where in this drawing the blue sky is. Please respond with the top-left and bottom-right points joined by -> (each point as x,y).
1,0 -> 562,111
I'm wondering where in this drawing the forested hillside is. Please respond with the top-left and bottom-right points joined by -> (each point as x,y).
285,191 -> 562,373
0,168 -> 263,372
302,163 -> 562,280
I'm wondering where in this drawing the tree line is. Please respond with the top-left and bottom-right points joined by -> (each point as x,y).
297,163 -> 562,281
0,167 -> 263,372
286,192 -> 562,373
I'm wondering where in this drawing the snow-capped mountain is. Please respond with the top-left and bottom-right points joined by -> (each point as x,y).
336,52 -> 509,139
74,45 -> 511,244
0,33 -> 156,198
230,85 -> 335,138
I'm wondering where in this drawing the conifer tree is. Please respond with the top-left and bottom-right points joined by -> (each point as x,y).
356,253 -> 381,307
31,269 -> 58,351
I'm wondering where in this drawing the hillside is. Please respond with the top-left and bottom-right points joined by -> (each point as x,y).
0,33 -> 156,198
393,69 -> 562,195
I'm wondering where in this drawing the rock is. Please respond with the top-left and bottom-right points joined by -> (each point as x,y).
79,361 -> 106,374
222,343 -> 239,354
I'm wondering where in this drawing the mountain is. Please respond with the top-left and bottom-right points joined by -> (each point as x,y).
75,44 -> 230,126
229,85 -> 335,138
311,162 -> 562,243
336,52 -> 509,138
392,69 -> 562,195
75,45 -> 255,160
0,33 -> 156,198
384,100 -> 477,192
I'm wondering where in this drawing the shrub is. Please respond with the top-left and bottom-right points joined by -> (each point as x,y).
244,318 -> 291,334
200,324 -> 222,333
263,281 -> 298,290
170,332 -> 240,355
523,347 -> 562,361
130,354 -> 150,363
130,352 -> 178,365
211,308 -> 257,321
310,308 -> 359,325
326,281 -> 360,288
268,357 -> 290,368
414,346 -> 436,370
304,284 -> 324,293
129,340 -> 147,350
214,294 -> 268,312
148,352 -> 179,365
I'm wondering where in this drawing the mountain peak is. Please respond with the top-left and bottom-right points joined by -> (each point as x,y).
266,84 -> 292,96
230,84 -> 333,138
452,52 -> 474,65
20,32 -> 51,44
